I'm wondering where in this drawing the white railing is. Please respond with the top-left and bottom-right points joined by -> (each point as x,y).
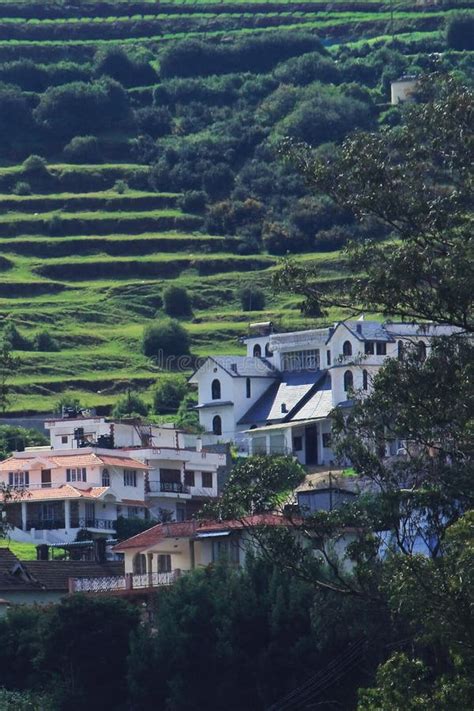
69,570 -> 179,594
72,575 -> 127,593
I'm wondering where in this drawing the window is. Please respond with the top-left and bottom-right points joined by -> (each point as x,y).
322,433 -> 332,448
417,341 -> 427,362
133,553 -> 146,575
253,344 -> 262,358
327,350 -> 331,366
212,415 -> 222,436
212,538 -> 240,564
123,469 -> 137,487
176,504 -> 186,522
41,469 -> 52,488
344,370 -> 353,393
184,470 -> 195,487
398,340 -> 404,360
8,471 -> 29,488
102,468 -> 110,487
85,502 -> 95,526
376,342 -> 387,355
265,343 -> 272,357
128,506 -> 141,518
342,341 -> 352,356
66,468 -> 87,483
246,377 -> 251,398
211,379 -> 221,400
158,554 -> 171,573
281,349 -> 320,371
363,369 -> 368,390
61,435 -> 68,444
202,472 -> 213,489
293,436 -> 303,452
364,341 -> 374,355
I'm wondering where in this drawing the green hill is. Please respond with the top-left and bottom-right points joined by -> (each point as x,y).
0,0 -> 471,414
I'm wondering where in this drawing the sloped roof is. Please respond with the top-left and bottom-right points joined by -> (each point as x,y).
239,370 -> 328,425
290,373 -> 333,421
25,560 -> 124,591
192,356 -> 277,380
113,514 -> 292,552
0,453 -> 149,472
384,322 -> 462,338
6,485 -> 115,503
331,321 -> 393,343
0,548 -> 42,591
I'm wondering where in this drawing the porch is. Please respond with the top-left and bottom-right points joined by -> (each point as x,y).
246,418 -> 334,466
8,500 -> 117,534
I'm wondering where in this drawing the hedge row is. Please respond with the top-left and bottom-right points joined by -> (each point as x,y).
34,255 -> 274,280
0,280 -> 68,297
0,193 -> 178,212
0,166 -> 150,193
4,235 -> 230,257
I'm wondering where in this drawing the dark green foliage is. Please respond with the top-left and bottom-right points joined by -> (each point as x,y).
115,515 -> 156,541
152,375 -> 188,415
111,391 -> 148,418
2,321 -> 32,351
93,47 -> 157,87
142,318 -> 190,360
54,394 -> 82,416
134,106 -> 172,138
177,190 -> 207,214
0,84 -> 33,138
33,78 -> 131,139
0,425 -> 48,460
33,330 -> 59,352
63,135 -> 101,162
174,391 -> 202,433
0,689 -> 50,711
239,286 -> 266,312
163,285 -> 193,319
12,181 -> 31,196
446,13 -> 474,51
22,154 -> 48,176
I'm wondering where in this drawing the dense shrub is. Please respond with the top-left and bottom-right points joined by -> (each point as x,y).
273,51 -> 341,86
446,14 -> 474,51
178,190 -> 208,214
0,425 -> 48,459
153,375 -> 188,414
22,154 -> 48,176
12,181 -> 31,196
0,84 -> 33,140
114,179 -> 128,194
163,285 -> 193,319
93,47 -> 157,87
239,286 -> 266,312
33,330 -> 59,352
142,319 -> 190,360
112,392 -> 149,418
2,321 -> 32,351
63,135 -> 100,162
135,106 -> 172,138
262,221 -> 293,255
33,78 -> 131,139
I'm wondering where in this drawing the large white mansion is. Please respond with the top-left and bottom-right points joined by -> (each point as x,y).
190,319 -> 458,465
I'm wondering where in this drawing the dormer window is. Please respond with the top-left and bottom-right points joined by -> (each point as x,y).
342,341 -> 352,356
253,344 -> 262,358
211,379 -> 221,400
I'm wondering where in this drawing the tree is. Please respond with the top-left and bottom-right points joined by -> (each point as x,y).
152,375 -> 188,414
174,392 -> 202,433
163,285 -> 193,319
33,330 -> 59,352
446,13 -> 474,51
0,339 -> 17,414
0,425 -> 48,460
54,394 -> 82,416
238,286 -> 266,312
112,391 -> 148,418
277,75 -> 474,332
142,319 -> 190,361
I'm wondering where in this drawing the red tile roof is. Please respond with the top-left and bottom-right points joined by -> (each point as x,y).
6,485 -> 112,503
113,514 -> 292,551
0,453 -> 149,472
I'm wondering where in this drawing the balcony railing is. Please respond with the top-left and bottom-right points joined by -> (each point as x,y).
148,481 -> 190,494
69,570 -> 180,594
26,518 -> 65,531
26,517 -> 115,531
78,518 -> 116,530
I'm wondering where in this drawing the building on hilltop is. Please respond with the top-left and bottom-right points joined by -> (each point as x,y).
0,416 -> 229,545
190,319 -> 461,464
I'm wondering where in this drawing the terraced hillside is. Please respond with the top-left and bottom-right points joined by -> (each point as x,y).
0,0 -> 471,414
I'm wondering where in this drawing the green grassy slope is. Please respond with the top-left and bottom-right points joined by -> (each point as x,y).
0,0 -> 468,415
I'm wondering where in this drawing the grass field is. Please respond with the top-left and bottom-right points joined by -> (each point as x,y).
0,538 -> 38,560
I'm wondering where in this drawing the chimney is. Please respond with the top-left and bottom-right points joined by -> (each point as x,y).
94,538 -> 106,563
281,403 -> 287,414
356,324 -> 362,334
230,363 -> 237,373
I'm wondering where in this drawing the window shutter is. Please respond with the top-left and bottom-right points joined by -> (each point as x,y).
66,469 -> 71,482
25,472 -> 29,486
8,472 -> 13,486
82,468 -> 87,482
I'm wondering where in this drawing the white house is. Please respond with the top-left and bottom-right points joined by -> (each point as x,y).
0,416 -> 228,544
390,75 -> 419,105
190,320 -> 460,465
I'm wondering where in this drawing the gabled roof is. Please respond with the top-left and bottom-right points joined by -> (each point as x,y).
0,548 -> 41,591
328,320 -> 393,344
113,514 -> 292,552
289,373 -> 333,421
25,560 -> 124,591
5,484 -> 115,503
190,356 -> 277,381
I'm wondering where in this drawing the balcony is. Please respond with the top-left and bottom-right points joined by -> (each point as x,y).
26,517 -> 115,531
147,481 -> 190,495
78,518 -> 116,531
69,570 -> 180,594
26,518 -> 65,531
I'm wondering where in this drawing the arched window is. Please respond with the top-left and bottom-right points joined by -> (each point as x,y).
265,343 -> 272,357
397,340 -> 404,361
417,341 -> 427,362
211,379 -> 221,400
342,340 -> 352,356
344,370 -> 353,393
362,369 -> 368,390
246,377 -> 251,398
253,344 -> 262,358
102,468 -> 110,487
212,415 -> 222,436
133,553 -> 147,575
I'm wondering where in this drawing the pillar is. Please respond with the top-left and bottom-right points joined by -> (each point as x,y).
21,501 -> 27,531
147,552 -> 154,586
64,500 -> 71,531
318,424 -> 324,466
